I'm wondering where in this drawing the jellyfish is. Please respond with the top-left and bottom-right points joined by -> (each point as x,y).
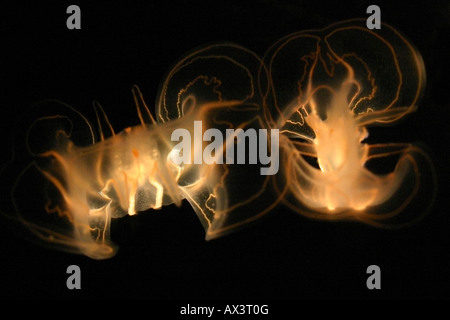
262,19 -> 435,226
0,44 -> 280,259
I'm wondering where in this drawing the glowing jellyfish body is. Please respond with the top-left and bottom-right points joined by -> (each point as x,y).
2,45 -> 280,259
286,84 -> 409,213
38,108 -> 187,259
0,19 -> 435,259
263,19 -> 433,224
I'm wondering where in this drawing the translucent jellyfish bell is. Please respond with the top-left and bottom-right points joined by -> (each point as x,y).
156,43 -> 280,239
262,19 -> 435,226
0,100 -> 119,259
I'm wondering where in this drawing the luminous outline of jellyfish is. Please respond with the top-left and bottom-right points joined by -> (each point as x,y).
261,19 -> 435,227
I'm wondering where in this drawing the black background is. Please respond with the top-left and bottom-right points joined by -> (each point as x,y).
0,0 -> 449,303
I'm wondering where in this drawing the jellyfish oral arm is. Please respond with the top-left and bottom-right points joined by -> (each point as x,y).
288,84 -> 408,213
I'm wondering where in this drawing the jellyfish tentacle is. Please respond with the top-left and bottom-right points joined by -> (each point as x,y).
93,100 -> 115,141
